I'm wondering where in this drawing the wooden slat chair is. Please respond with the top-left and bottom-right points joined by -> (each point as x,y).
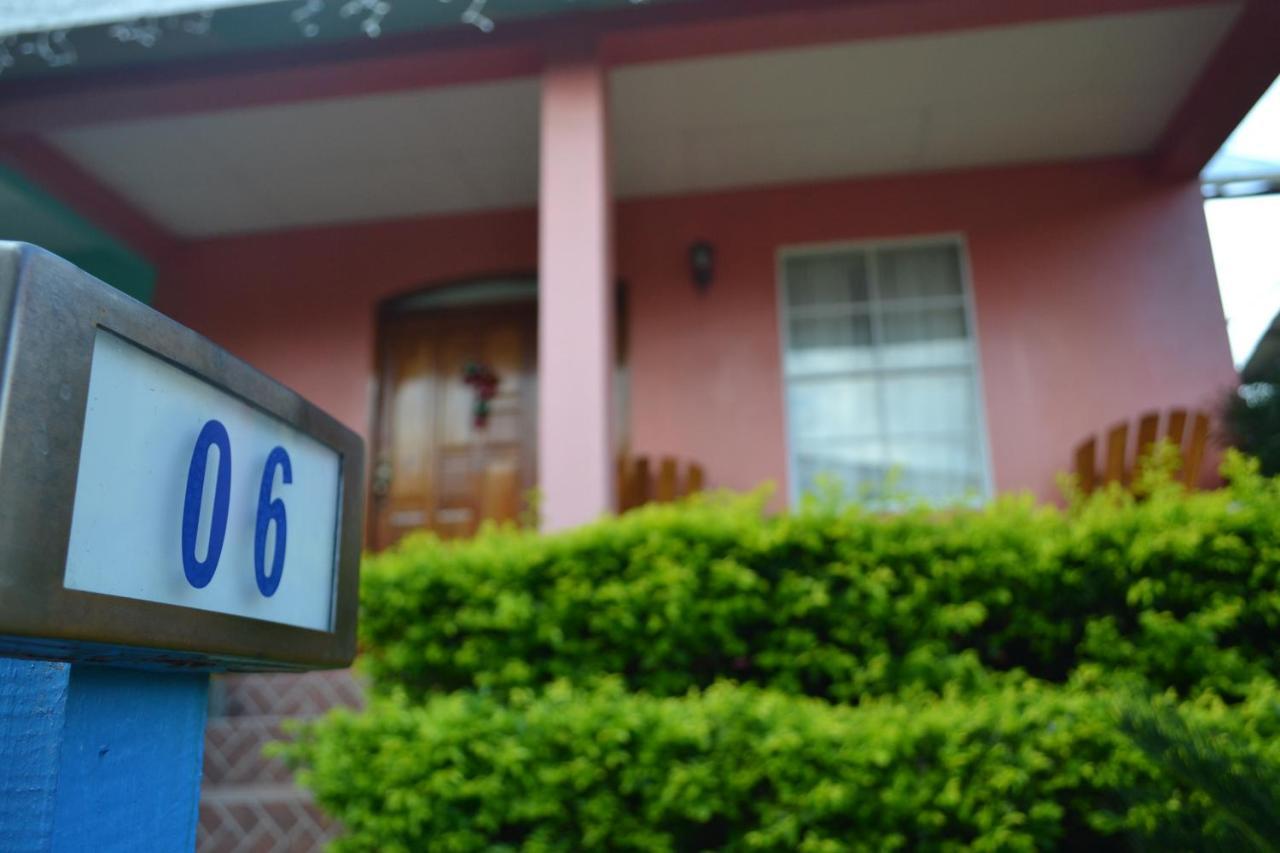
1073,408 -> 1210,494
617,454 -> 705,512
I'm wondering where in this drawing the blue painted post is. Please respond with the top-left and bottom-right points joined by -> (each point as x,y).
0,658 -> 69,852
0,656 -> 209,852
0,248 -> 362,851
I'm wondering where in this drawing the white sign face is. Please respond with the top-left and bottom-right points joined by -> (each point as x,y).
64,330 -> 342,632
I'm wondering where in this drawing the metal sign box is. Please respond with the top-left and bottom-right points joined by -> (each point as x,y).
0,243 -> 364,671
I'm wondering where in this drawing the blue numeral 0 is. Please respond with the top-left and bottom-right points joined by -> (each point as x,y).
255,446 -> 292,597
182,419 -> 232,589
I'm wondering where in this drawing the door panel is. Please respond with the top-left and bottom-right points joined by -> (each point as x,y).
438,333 -> 477,447
371,301 -> 536,549
387,338 -> 433,500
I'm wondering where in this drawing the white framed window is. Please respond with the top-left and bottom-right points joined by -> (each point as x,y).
779,237 -> 991,505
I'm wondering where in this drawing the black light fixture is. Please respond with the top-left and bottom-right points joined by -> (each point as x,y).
689,240 -> 715,294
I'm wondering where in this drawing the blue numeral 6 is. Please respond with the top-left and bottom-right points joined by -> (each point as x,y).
255,446 -> 292,597
181,420 -> 291,595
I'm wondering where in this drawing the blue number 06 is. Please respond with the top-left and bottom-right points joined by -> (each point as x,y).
181,421 -> 292,595
255,446 -> 292,597
181,419 -> 232,589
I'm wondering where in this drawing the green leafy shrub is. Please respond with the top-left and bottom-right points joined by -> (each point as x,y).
280,453 -> 1280,850
1116,689 -> 1280,851
358,453 -> 1280,702
279,677 -> 1280,852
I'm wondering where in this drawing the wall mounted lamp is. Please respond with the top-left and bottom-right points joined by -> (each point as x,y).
689,241 -> 715,294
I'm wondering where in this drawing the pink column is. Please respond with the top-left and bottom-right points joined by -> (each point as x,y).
538,48 -> 615,531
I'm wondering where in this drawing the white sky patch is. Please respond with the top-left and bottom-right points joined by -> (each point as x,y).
1203,73 -> 1280,369
1204,75 -> 1280,183
0,0 -> 281,37
1206,194 -> 1280,368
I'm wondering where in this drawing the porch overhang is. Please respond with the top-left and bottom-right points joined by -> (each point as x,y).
0,0 -> 1266,253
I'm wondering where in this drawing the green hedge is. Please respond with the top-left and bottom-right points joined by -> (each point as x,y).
281,677 -> 1280,852
358,453 -> 1280,702
279,453 -> 1280,850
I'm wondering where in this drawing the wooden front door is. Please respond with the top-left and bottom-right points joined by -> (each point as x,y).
370,302 -> 537,549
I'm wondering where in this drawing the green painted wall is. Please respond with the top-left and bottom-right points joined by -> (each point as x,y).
62,247 -> 156,305
0,166 -> 154,305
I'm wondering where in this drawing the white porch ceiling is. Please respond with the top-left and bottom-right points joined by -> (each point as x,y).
611,3 -> 1237,196
47,3 -> 1239,238
52,78 -> 542,236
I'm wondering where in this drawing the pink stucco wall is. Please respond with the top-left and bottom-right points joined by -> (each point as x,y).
620,158 -> 1236,501
159,208 -> 538,437
159,157 -> 1235,504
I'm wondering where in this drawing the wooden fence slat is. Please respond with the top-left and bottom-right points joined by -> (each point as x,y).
1166,409 -> 1188,447
1075,437 -> 1097,494
655,457 -> 678,503
1104,423 -> 1129,486
1074,408 -> 1212,498
617,455 -> 706,511
1183,412 -> 1210,488
617,454 -> 648,511
1133,411 -> 1160,483
685,464 -> 705,497
616,456 -> 630,511
1135,411 -> 1159,459
633,457 -> 651,508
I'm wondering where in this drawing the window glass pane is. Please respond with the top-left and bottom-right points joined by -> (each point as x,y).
883,436 -> 985,502
788,377 -> 879,440
879,305 -> 969,369
877,244 -> 963,301
782,241 -> 986,506
786,253 -> 870,307
881,304 -> 967,345
789,314 -> 872,350
882,372 -> 975,436
786,313 -> 876,374
795,439 -> 891,501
